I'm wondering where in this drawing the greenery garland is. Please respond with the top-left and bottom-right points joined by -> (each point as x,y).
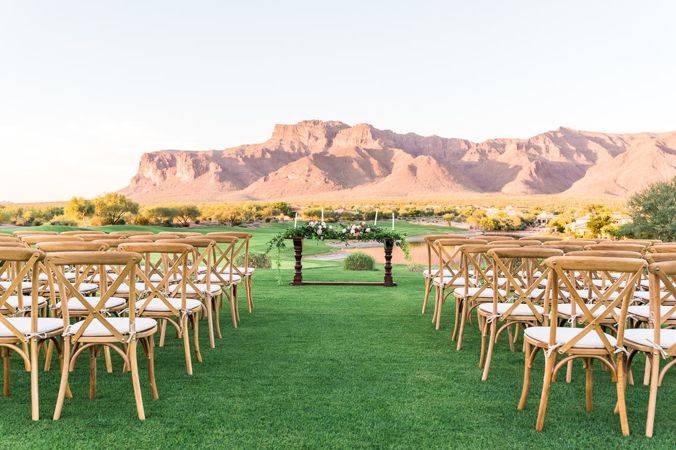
266,221 -> 411,282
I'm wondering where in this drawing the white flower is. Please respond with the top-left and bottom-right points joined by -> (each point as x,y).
365,228 -> 371,232
317,228 -> 323,235
321,221 -> 326,227
342,228 -> 348,233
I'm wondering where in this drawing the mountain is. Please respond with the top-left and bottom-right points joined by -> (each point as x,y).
120,120 -> 676,202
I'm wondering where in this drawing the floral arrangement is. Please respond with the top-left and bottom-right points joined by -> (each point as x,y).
266,221 -> 411,279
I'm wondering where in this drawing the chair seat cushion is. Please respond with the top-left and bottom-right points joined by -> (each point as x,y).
0,317 -> 63,338
198,274 -> 242,284
173,283 -> 223,296
557,303 -> 611,318
0,295 -> 47,311
50,282 -> 99,294
622,305 -> 675,320
38,272 -> 76,282
115,283 -> 150,294
453,287 -> 507,298
478,302 -> 544,316
136,298 -> 202,312
69,317 -> 157,337
55,296 -> 126,311
624,328 -> 676,350
423,268 -> 452,278
631,290 -> 672,302
525,326 -> 617,349
0,281 -> 32,291
432,276 -> 468,287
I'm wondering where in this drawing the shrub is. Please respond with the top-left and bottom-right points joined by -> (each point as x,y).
624,177 -> 675,241
93,193 -> 139,225
235,252 -> 271,269
343,252 -> 375,271
49,215 -> 78,226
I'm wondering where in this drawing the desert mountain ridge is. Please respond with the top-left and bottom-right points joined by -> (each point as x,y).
120,120 -> 676,202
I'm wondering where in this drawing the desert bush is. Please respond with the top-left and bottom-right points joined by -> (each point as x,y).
64,197 -> 94,221
344,252 -> 375,271
235,252 -> 271,269
49,215 -> 78,226
621,177 -> 675,240
93,193 -> 139,225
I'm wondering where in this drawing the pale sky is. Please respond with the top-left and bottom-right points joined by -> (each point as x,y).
1,1 -> 675,202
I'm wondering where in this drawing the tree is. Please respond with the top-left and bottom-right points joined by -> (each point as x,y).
144,206 -> 179,226
174,205 -> 200,227
586,213 -> 614,238
64,197 -> 94,221
622,177 -> 676,241
93,193 -> 139,225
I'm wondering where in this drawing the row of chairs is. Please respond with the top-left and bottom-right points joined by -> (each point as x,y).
421,234 -> 674,437
0,229 -> 256,421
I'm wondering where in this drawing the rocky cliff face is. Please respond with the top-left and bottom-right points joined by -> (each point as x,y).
120,120 -> 676,202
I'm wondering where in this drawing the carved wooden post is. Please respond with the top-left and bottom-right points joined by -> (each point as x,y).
292,237 -> 303,285
383,238 -> 395,286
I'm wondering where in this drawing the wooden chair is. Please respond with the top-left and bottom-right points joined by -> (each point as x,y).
60,230 -> 107,236
163,238 -> 222,348
429,238 -> 483,331
514,240 -> 543,247
47,250 -> 158,420
72,234 -> 111,241
526,236 -> 562,243
118,242 -> 202,375
0,235 -> 21,242
0,248 -> 63,420
20,235 -> 84,246
201,234 -> 241,331
159,231 -> 202,237
478,247 -> 563,380
623,260 -> 675,437
517,255 -> 646,435
12,230 -> 57,236
109,231 -> 153,237
648,244 -> 676,254
421,234 -> 468,315
453,242 -> 520,350
480,235 -> 516,242
207,232 -> 254,314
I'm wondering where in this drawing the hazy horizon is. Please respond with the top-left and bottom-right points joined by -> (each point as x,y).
2,1 -> 675,201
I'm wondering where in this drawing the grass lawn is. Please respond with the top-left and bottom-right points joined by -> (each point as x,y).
0,225 -> 672,448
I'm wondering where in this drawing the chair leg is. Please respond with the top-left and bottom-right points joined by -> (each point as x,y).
192,314 -> 203,363
206,296 -> 215,349
30,339 -> 39,421
422,278 -> 431,314
456,299 -> 468,351
478,313 -> 487,366
434,289 -> 444,330
44,340 -> 54,372
451,296 -> 460,341
535,352 -> 556,431
246,276 -> 253,313
89,346 -> 97,400
643,355 -> 651,386
2,347 -> 10,396
146,337 -> 159,400
584,357 -> 593,412
53,340 -> 71,420
481,319 -> 498,381
104,346 -> 113,373
128,340 -> 145,420
215,293 -> 223,338
181,315 -> 193,375
517,341 -> 532,410
229,287 -> 238,329
159,319 -> 167,347
615,352 -> 630,436
645,352 -> 660,437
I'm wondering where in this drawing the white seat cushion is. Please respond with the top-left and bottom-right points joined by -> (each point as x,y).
525,326 -> 617,349
38,272 -> 76,282
432,276 -> 468,287
55,296 -> 126,311
423,268 -> 452,278
69,317 -> 157,337
623,305 -> 676,320
631,290 -> 672,302
0,317 -> 63,338
557,303 -> 612,318
115,282 -> 150,294
50,282 -> 99,293
624,328 -> 676,350
478,302 -> 544,316
172,283 -> 223,296
0,295 -> 47,311
453,287 -> 507,298
0,281 -> 33,291
136,298 -> 202,312
198,273 -> 242,284
571,289 -> 621,301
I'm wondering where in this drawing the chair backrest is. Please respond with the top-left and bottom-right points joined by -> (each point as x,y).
0,235 -> 21,242
12,230 -> 57,236
21,235 -> 84,246
540,243 -> 585,253
0,248 -> 43,338
545,256 -> 646,354
515,240 -> 543,247
649,244 -> 676,254
60,230 -> 107,236
646,252 -> 676,264
159,231 -> 202,237
585,243 -> 646,253
647,261 -> 676,355
71,234 -> 110,241
433,238 -> 484,281
0,241 -> 28,248
163,238 -> 217,294
36,242 -> 109,252
480,235 -> 516,242
549,239 -> 597,246
206,232 -> 251,277
202,235 -> 238,283
566,250 -> 644,259
486,247 -> 564,321
117,243 -> 193,315
45,251 -> 141,343
109,231 -> 153,237
527,236 -> 562,243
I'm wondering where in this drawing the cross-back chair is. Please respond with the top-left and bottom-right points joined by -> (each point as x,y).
623,260 -> 675,437
478,247 -> 563,380
0,248 -> 63,420
12,230 -> 57,236
109,231 -> 153,237
421,234 -> 468,315
648,244 -> 676,254
60,230 -> 107,236
47,250 -> 158,420
517,255 -> 646,435
206,232 -> 255,314
118,242 -> 203,375
201,234 -> 241,330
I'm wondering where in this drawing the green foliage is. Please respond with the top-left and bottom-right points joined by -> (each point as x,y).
64,196 -> 94,221
623,177 -> 676,241
235,252 -> 271,269
93,193 -> 139,225
174,205 -> 201,226
343,252 -> 375,271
